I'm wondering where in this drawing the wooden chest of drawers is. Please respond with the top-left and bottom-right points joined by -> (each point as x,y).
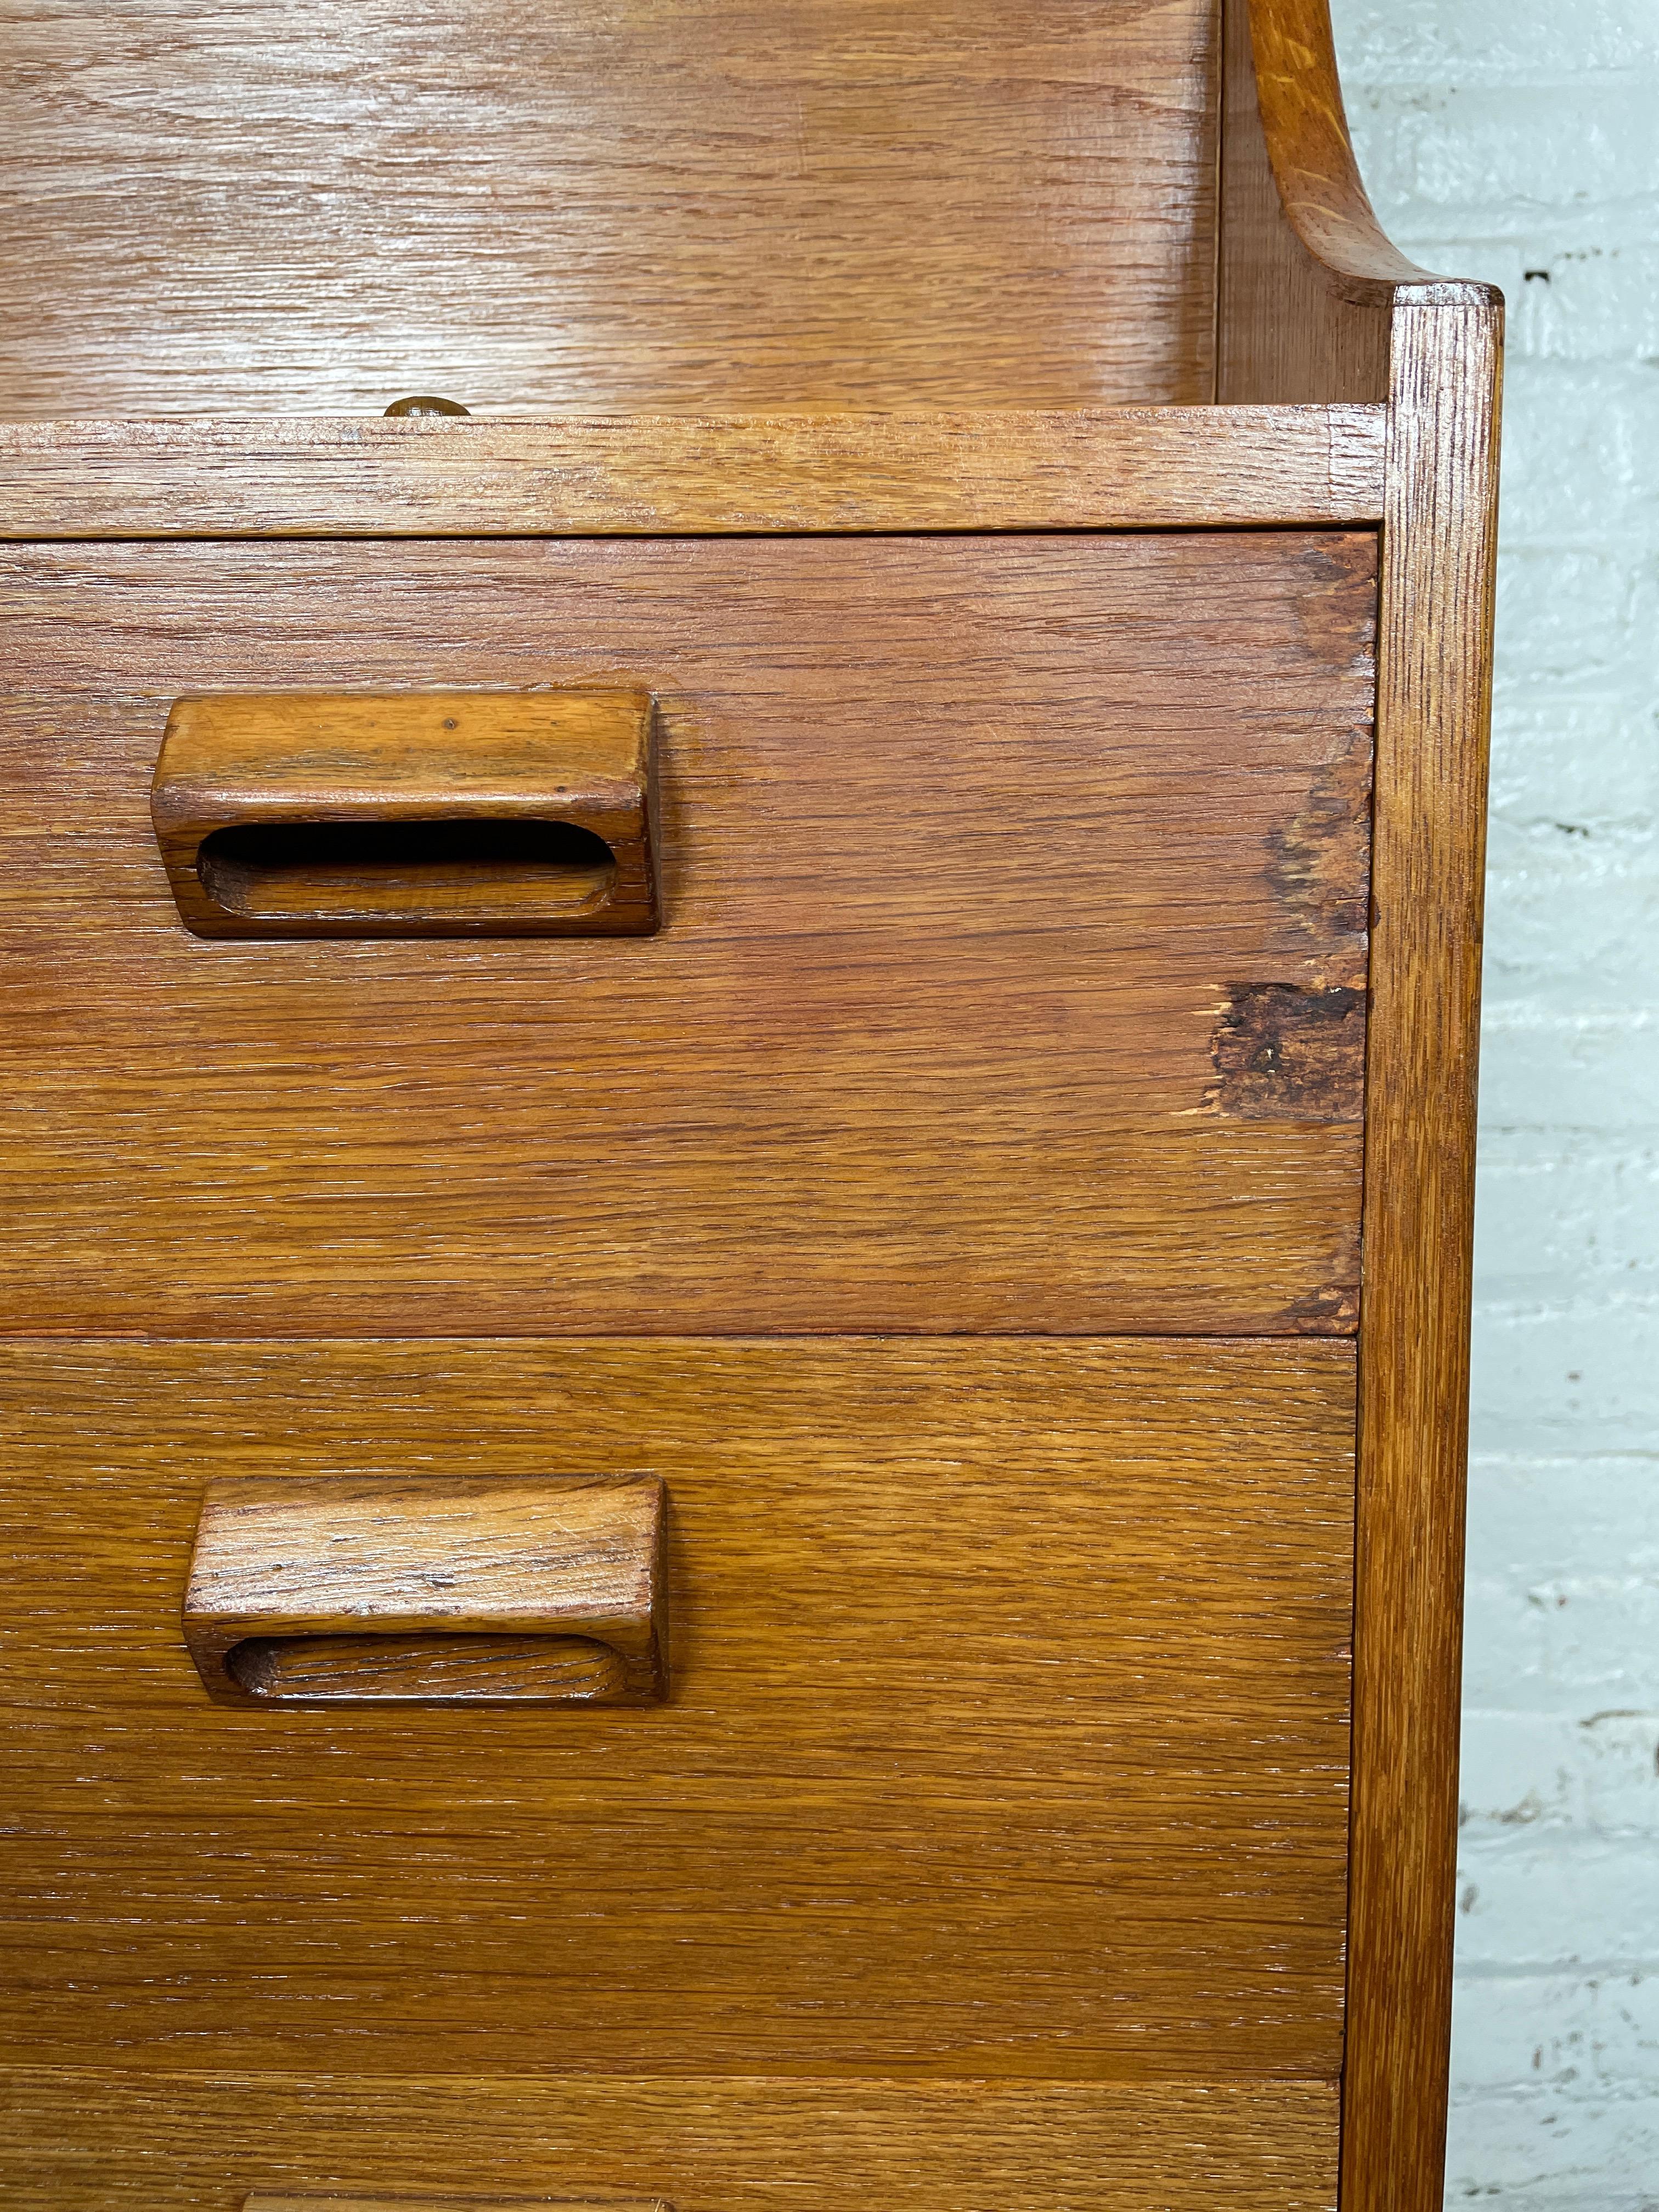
0,4 -> 1499,2210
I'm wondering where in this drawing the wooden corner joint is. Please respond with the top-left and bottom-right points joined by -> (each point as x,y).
151,687 -> 662,939
184,1475 -> 667,1706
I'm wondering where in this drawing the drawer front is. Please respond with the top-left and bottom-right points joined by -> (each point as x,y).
0,1337 -> 1352,2082
0,2068 -> 1339,2212
0,532 -> 1374,1336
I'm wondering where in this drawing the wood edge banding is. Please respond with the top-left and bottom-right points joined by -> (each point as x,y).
0,405 -> 1384,539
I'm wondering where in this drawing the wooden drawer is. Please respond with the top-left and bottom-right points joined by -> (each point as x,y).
0,531 -> 1375,1337
0,2069 -> 1340,2212
0,1336 -> 1352,2089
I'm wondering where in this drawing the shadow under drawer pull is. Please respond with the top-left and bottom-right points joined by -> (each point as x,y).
152,687 -> 661,938
225,1629 -> 630,1703
196,816 -> 618,923
184,1474 -> 667,1706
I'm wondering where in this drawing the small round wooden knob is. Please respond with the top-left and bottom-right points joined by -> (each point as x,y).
383,394 -> 470,416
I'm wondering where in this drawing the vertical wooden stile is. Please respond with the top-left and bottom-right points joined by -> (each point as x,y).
1344,287 -> 1502,2212
1219,5 -> 1504,2204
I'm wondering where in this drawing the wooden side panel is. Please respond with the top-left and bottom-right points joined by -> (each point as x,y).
1217,0 -> 1400,405
0,1336 -> 1353,2079
0,532 -> 1376,1338
0,1 -> 1218,416
1343,292 -> 1502,2212
0,2068 -> 1341,2212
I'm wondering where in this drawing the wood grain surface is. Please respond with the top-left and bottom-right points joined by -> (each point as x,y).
1343,288 -> 1503,2212
1218,4 -> 1504,2200
1217,0 -> 1401,406
153,690 -> 661,938
0,408 -> 1387,539
0,531 -> 1375,1336
0,2067 -> 1341,2212
0,5 -> 1497,2202
220,1629 -> 633,1705
245,2200 -> 672,2212
0,1 -> 1217,419
0,1335 -> 1353,2078
184,1474 -> 668,1704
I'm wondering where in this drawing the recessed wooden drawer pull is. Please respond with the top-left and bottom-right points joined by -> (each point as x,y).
183,1475 -> 667,1706
152,687 -> 661,938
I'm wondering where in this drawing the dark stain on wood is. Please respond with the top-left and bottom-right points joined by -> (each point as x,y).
1210,984 -> 1366,1121
1288,530 -> 1381,667
1271,728 -> 1374,992
1282,1272 -> 1363,1334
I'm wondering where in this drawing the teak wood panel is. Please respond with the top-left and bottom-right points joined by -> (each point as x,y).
0,1 -> 1218,418
242,2200 -> 672,2212
1346,291 -> 1501,2212
1217,3 -> 1505,2199
240,2194 -> 668,2212
0,1336 -> 1353,2080
0,407 -> 1387,540
0,2068 -> 1341,2212
0,532 -> 1376,1337
1218,0 -> 1400,409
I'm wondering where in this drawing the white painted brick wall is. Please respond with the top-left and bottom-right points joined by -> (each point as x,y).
1329,2 -> 1659,2202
